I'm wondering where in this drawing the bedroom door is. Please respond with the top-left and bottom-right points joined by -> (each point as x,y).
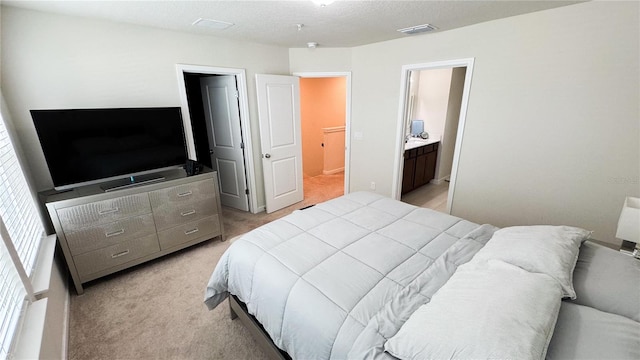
255,74 -> 303,213
200,75 -> 250,211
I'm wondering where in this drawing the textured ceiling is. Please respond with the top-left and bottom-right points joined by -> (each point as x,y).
2,1 -> 582,48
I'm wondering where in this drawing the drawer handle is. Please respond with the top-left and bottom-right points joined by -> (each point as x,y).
177,191 -> 193,197
98,207 -> 119,215
180,210 -> 196,217
105,229 -> 125,238
111,249 -> 130,258
184,228 -> 199,235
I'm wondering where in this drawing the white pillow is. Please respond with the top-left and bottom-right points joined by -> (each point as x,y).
385,260 -> 563,360
472,225 -> 591,299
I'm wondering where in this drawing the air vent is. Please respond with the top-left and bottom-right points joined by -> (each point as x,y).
397,24 -> 438,35
192,18 -> 234,30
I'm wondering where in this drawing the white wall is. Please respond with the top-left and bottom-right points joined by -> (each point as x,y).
347,1 -> 639,244
1,6 -> 291,210
413,68 -> 453,140
289,48 -> 352,73
437,67 -> 466,181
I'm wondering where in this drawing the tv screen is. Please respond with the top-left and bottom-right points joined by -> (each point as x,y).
31,107 -> 187,190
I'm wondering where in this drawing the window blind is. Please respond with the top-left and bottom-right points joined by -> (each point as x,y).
0,119 -> 44,275
0,101 -> 46,359
0,239 -> 27,360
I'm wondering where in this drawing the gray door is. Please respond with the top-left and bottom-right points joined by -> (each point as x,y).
200,75 -> 249,211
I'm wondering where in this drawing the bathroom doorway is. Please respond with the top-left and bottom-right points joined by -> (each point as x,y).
393,59 -> 475,214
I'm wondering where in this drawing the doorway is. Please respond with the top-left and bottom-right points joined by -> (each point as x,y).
176,64 -> 258,213
393,59 -> 475,214
295,72 -> 352,198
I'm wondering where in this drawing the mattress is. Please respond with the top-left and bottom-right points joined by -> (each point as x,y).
204,191 -> 497,358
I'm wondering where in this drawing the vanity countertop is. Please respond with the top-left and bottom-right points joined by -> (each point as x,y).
404,137 -> 440,150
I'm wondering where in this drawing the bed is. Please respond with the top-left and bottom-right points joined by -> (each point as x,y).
205,192 -> 640,360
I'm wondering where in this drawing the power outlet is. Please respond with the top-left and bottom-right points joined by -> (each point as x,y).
370,181 -> 376,190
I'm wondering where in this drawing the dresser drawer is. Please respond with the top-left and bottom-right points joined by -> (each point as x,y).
148,179 -> 215,210
65,213 -> 156,256
57,193 -> 151,232
74,234 -> 160,280
153,198 -> 218,231
157,215 -> 220,250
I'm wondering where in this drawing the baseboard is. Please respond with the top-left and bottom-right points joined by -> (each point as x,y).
431,175 -> 450,185
322,167 -> 344,175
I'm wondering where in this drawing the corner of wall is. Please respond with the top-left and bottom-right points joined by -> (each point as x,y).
288,47 -> 353,73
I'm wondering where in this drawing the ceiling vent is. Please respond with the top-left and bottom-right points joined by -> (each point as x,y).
397,24 -> 438,35
192,18 -> 234,30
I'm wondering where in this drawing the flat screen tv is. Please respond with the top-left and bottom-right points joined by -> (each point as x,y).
31,107 -> 188,191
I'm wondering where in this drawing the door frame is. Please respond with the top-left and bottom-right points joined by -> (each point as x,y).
293,71 -> 352,195
392,58 -> 475,213
176,64 -> 258,213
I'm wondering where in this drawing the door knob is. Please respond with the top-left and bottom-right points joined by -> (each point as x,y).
209,149 -> 214,155
264,153 -> 271,158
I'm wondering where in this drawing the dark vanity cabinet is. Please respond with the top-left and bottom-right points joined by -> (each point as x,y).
402,142 -> 439,194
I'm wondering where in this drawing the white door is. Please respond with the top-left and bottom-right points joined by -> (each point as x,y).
255,74 -> 303,213
200,75 -> 249,211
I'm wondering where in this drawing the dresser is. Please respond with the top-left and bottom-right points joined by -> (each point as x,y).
44,170 -> 224,294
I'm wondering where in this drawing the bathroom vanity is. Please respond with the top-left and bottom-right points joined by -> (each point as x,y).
402,139 -> 440,194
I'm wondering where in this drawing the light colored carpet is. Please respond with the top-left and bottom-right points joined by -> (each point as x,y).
68,173 -> 344,360
68,239 -> 267,360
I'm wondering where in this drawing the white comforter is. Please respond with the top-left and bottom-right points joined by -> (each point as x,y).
204,192 -> 498,359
